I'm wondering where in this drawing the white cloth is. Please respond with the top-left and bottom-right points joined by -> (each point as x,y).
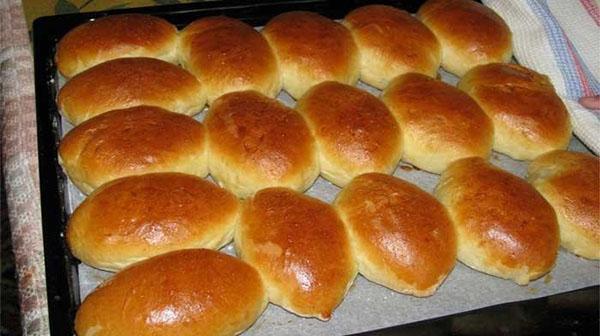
483,0 -> 600,154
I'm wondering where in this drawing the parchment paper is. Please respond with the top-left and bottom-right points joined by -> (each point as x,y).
61,69 -> 600,336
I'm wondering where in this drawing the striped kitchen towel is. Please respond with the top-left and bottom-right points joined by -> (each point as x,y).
483,0 -> 600,155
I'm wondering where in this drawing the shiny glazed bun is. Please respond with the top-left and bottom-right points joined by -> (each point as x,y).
459,63 -> 572,160
528,150 -> 600,260
67,173 -> 240,271
59,106 -> 207,194
179,16 -> 281,103
75,249 -> 267,336
205,91 -> 319,198
236,188 -> 356,320
262,11 -> 359,99
296,81 -> 402,186
417,0 -> 512,76
57,57 -> 205,125
435,157 -> 559,285
343,5 -> 441,89
382,73 -> 493,173
335,173 -> 456,296
56,14 -> 178,78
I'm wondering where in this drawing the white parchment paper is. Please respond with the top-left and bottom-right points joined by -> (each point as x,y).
60,69 -> 600,336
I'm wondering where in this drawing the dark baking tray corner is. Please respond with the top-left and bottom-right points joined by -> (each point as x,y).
32,1 -> 599,335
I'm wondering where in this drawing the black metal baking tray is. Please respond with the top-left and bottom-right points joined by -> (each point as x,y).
33,1 -> 599,335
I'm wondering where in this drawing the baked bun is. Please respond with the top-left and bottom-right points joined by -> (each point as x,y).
417,0 -> 512,76
435,157 -> 559,285
334,173 -> 456,296
179,16 -> 281,103
296,81 -> 402,186
382,73 -> 493,174
343,5 -> 441,89
528,150 -> 600,260
67,173 -> 240,271
75,249 -> 267,336
205,91 -> 319,198
57,57 -> 205,125
56,14 -> 178,78
262,11 -> 359,99
459,63 -> 572,160
236,188 -> 356,320
59,106 -> 207,194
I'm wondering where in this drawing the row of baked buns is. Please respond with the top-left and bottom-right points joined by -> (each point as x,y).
71,150 -> 599,335
57,0 -> 513,115
58,60 -> 573,199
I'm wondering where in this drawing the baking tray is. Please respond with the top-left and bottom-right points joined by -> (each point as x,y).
33,1 -> 599,335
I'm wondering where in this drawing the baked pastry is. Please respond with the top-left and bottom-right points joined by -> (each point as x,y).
343,5 -> 441,89
179,16 -> 281,103
236,188 -> 356,320
417,0 -> 512,76
67,173 -> 240,271
205,91 -> 319,198
75,249 -> 267,336
435,157 -> 559,285
59,106 -> 207,194
55,14 -> 178,78
262,11 -> 359,99
459,63 -> 572,160
296,81 -> 402,186
382,73 -> 493,174
334,173 -> 456,296
528,150 -> 600,260
57,57 -> 205,125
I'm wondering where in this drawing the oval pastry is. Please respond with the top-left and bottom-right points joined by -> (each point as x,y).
296,81 -> 402,186
179,16 -> 281,103
262,11 -> 359,99
459,63 -> 572,160
56,14 -> 178,78
382,73 -> 493,174
57,57 -> 205,125
417,0 -> 512,76
59,106 -> 207,194
67,173 -> 240,271
343,4 -> 441,89
528,150 -> 600,260
335,173 -> 456,296
236,188 -> 356,320
435,157 -> 559,285
75,249 -> 267,336
205,91 -> 319,198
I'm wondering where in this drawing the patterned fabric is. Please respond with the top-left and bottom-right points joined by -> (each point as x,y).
483,0 -> 600,154
1,0 -> 49,335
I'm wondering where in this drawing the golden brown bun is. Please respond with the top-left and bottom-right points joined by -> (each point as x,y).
75,249 -> 267,336
435,157 -> 559,285
459,63 -> 572,160
205,91 -> 319,198
57,57 -> 205,125
236,188 -> 356,320
334,173 -> 456,296
262,11 -> 359,99
417,0 -> 512,76
67,173 -> 240,272
528,150 -> 600,260
56,14 -> 178,78
59,106 -> 207,194
179,16 -> 281,103
382,73 -> 493,174
343,5 -> 441,89
296,81 -> 402,186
